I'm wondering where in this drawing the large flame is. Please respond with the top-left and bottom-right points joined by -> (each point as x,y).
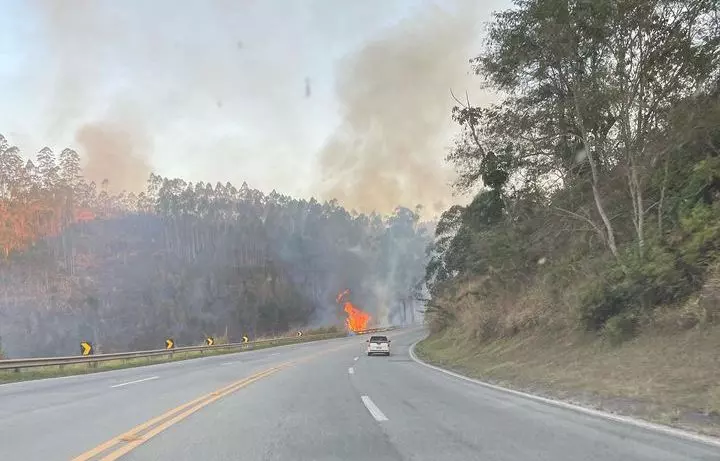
337,289 -> 371,333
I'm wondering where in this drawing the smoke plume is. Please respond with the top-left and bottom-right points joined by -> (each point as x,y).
35,0 -> 155,193
318,4 -> 478,217
25,1 -> 495,202
30,0 -> 338,196
75,121 -> 152,193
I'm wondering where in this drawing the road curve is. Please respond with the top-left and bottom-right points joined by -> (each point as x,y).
1,328 -> 718,460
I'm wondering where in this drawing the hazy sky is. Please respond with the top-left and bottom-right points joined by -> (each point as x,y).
0,0 -> 509,215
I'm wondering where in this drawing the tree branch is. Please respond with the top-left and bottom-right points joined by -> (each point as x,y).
552,206 -> 606,243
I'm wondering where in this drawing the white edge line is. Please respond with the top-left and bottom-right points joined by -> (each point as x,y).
361,395 -> 388,421
409,340 -> 720,449
110,376 -> 159,388
348,367 -> 355,374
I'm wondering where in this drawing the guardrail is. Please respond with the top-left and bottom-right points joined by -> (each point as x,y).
0,325 -> 400,373
355,326 -> 398,335
0,332 -> 344,372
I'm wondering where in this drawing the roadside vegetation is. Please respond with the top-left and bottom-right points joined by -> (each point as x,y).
421,0 -> 720,435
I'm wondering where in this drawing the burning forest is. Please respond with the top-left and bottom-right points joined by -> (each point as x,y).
0,137 -> 430,357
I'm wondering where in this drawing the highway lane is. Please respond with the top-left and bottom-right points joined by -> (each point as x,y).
0,335 -> 360,460
2,329 -> 720,460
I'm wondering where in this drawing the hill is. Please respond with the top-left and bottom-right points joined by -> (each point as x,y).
0,138 -> 430,357
420,0 -> 720,436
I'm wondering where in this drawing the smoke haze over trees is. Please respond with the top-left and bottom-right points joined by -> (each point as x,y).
0,135 -> 430,358
1,0 -> 501,216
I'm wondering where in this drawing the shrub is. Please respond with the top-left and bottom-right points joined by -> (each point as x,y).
578,244 -> 689,331
577,200 -> 720,331
603,313 -> 637,345
677,203 -> 720,266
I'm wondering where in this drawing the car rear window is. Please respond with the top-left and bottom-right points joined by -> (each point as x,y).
370,336 -> 388,342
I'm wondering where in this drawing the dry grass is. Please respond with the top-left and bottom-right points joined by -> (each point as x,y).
422,262 -> 720,435
417,325 -> 720,436
436,275 -> 572,343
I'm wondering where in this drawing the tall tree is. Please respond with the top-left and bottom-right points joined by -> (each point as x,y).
59,148 -> 83,194
450,0 -> 720,258
36,147 -> 59,191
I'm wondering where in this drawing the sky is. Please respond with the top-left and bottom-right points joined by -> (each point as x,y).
0,0 -> 510,216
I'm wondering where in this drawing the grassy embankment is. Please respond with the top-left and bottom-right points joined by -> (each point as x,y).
417,278 -> 720,436
417,0 -> 720,438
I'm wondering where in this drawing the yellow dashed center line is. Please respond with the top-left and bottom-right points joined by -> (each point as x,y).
73,343 -> 351,460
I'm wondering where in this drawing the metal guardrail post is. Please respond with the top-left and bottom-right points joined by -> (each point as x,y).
0,330 -> 355,373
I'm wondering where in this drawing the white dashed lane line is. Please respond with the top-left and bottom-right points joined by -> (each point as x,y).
353,357 -> 359,361
110,376 -> 159,388
361,395 -> 388,421
348,367 -> 355,375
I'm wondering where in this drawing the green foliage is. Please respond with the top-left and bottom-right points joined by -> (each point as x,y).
427,0 -> 720,338
463,190 -> 505,230
603,313 -> 638,346
575,199 -> 720,331
677,202 -> 720,266
578,245 -> 684,330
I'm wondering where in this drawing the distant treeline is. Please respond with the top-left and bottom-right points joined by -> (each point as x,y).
0,137 -> 430,357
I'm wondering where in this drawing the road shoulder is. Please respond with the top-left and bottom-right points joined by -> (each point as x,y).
411,336 -> 720,451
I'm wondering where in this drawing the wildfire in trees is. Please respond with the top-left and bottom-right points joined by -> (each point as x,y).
0,201 -> 97,256
336,289 -> 371,333
75,208 -> 96,222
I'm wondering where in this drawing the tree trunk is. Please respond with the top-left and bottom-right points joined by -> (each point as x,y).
627,161 -> 645,257
658,154 -> 669,238
573,92 -> 618,258
634,166 -> 644,257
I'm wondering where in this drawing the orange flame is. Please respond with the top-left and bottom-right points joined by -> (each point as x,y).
337,289 -> 371,333
74,208 -> 96,222
0,199 -> 98,257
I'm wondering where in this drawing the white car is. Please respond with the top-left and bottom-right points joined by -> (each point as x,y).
366,335 -> 391,356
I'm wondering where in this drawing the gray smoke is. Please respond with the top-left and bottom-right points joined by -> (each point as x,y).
317,3 -> 479,217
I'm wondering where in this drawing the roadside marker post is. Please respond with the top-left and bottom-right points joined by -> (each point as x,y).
80,341 -> 93,356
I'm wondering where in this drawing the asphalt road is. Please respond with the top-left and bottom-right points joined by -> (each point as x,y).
1,328 -> 719,460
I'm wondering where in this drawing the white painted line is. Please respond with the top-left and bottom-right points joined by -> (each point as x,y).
361,395 -> 388,421
269,352 -> 280,356
110,376 -> 159,388
354,356 -> 359,361
348,367 -> 355,375
408,340 -> 720,449
220,361 -> 236,366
